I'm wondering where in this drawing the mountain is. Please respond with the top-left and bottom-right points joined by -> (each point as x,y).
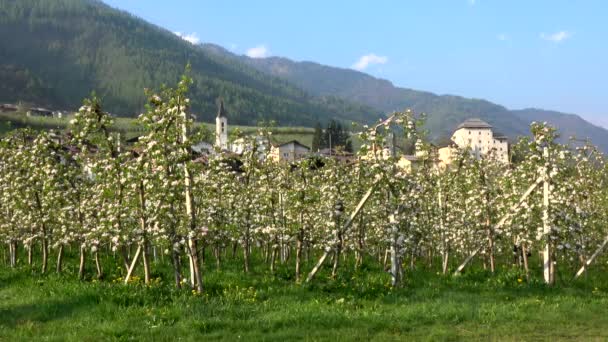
512,109 -> 608,146
0,0 -> 378,126
2,0 -> 607,151
203,44 -> 608,150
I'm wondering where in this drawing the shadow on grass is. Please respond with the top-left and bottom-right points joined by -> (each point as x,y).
0,294 -> 96,328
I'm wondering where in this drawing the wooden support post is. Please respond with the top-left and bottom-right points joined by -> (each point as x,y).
124,245 -> 142,284
305,181 -> 378,283
454,176 -> 543,275
574,236 -> 608,279
542,147 -> 554,285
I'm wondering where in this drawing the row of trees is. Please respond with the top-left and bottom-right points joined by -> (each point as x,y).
2,78 -> 608,292
311,120 -> 353,152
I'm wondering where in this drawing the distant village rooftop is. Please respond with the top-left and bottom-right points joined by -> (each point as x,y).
456,118 -> 492,130
272,140 -> 310,149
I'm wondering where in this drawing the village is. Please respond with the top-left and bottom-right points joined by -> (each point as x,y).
194,101 -> 510,169
1,99 -> 510,170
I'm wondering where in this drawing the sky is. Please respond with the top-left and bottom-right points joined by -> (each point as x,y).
102,0 -> 608,127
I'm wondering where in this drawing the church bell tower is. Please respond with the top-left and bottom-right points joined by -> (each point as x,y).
215,100 -> 228,150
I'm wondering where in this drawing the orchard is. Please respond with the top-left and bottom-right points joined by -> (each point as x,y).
2,76 -> 608,296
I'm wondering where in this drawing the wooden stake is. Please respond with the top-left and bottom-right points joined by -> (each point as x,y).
574,236 -> 608,279
542,147 -> 554,285
305,181 -> 378,283
124,245 -> 142,284
454,176 -> 543,275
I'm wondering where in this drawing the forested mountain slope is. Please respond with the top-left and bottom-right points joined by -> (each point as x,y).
2,0 -> 607,150
0,0 -> 377,126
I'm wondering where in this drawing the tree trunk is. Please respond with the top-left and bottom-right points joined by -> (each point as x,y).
331,232 -> 343,279
243,220 -> 251,273
56,245 -> 63,273
172,244 -> 182,288
27,243 -> 33,266
522,242 -> 530,281
10,241 -> 17,268
486,218 -> 495,273
270,246 -> 277,274
79,245 -> 86,280
390,224 -> 402,287
214,245 -> 221,270
41,234 -> 48,274
295,230 -> 304,282
181,108 -> 203,293
120,245 -> 131,272
142,242 -> 151,284
383,249 -> 389,271
95,251 -> 103,279
442,246 -> 450,275
187,238 -> 203,292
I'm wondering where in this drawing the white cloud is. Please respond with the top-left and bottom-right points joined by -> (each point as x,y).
230,43 -> 238,51
246,45 -> 269,58
352,53 -> 388,71
540,31 -> 572,42
497,33 -> 509,41
174,32 -> 200,45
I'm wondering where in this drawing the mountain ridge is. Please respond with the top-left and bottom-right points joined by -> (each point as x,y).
1,0 -> 607,151
0,0 -> 378,127
202,42 -> 608,150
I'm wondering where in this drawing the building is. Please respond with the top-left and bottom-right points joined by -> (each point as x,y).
0,104 -> 18,113
215,101 -> 228,150
26,107 -> 53,117
317,148 -> 356,163
438,118 -> 509,165
192,141 -> 214,155
270,140 -> 310,162
232,135 -> 270,161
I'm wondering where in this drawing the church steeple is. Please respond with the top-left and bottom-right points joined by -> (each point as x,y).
217,99 -> 227,118
215,99 -> 228,149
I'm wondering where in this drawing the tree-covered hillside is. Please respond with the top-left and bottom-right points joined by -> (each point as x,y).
2,0 -> 607,149
0,0 -> 378,126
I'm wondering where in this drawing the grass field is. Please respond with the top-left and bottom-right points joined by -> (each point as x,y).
1,250 -> 608,341
0,112 -> 316,146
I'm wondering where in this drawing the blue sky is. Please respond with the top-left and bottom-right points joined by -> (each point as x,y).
103,0 -> 608,127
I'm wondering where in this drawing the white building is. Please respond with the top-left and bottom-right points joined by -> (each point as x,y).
439,118 -> 509,165
269,140 -> 310,162
232,136 -> 270,161
215,101 -> 228,150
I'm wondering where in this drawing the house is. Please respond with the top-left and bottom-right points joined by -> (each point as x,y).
438,118 -> 509,165
192,141 -> 215,155
270,140 -> 310,162
317,148 -> 356,163
0,104 -> 18,113
26,107 -> 53,117
396,140 -> 438,172
396,154 -> 420,172
231,135 -> 269,161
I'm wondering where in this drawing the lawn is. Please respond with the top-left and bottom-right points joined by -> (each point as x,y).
0,112 -> 316,146
1,251 -> 607,341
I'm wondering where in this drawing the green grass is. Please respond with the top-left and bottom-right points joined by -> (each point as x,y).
1,250 -> 608,341
0,112 -> 315,145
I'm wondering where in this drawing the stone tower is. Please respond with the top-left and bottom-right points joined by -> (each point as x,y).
215,100 -> 228,150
